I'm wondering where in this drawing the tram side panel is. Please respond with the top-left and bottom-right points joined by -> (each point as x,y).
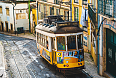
37,43 -> 53,64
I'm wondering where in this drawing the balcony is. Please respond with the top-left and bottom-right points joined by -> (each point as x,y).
98,0 -> 116,20
88,4 -> 98,28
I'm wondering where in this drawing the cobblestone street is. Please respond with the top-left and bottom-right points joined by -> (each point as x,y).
0,33 -> 91,78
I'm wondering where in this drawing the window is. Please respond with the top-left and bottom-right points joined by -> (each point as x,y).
46,36 -> 49,49
6,8 -> 9,15
11,24 -> 13,30
77,35 -> 83,49
44,5 -> 47,18
43,35 -> 45,47
74,0 -> 79,3
54,0 -> 59,4
64,11 -> 69,21
50,7 -> 54,15
37,33 -> 40,43
40,34 -> 43,45
0,6 -> 2,13
82,0 -> 87,5
39,4 -> 41,12
56,9 -> 59,15
57,36 -> 65,50
74,7 -> 79,21
51,38 -> 55,49
67,36 -> 76,50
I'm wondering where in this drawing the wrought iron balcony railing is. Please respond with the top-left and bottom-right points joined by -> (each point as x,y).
88,4 -> 98,28
98,0 -> 116,20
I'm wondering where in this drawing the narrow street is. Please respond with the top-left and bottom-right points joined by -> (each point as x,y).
0,33 -> 91,78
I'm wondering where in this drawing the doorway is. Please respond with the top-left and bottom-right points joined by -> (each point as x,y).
106,29 -> 116,77
5,22 -> 8,32
1,22 -> 4,32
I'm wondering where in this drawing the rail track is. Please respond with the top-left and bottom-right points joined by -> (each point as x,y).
0,33 -> 92,78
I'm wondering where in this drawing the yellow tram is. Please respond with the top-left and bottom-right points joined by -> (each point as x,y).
36,15 -> 84,69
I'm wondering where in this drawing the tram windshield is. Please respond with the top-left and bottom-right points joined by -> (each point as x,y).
67,36 -> 76,50
57,36 -> 65,50
77,34 -> 83,49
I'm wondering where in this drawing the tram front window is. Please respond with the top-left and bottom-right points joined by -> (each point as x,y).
77,34 -> 83,49
57,37 -> 65,50
67,36 -> 76,50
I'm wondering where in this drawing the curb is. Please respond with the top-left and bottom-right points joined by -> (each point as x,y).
0,41 -> 6,78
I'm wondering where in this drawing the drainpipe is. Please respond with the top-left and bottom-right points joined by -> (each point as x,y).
70,0 -> 72,21
12,2 -> 16,34
97,15 -> 100,74
28,0 -> 30,32
37,1 -> 38,24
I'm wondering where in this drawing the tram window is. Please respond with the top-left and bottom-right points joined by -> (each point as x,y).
40,34 -> 43,45
38,33 -> 40,43
43,35 -> 45,47
51,38 -> 55,49
57,36 -> 65,50
45,36 -> 47,47
37,33 -> 39,43
46,36 -> 49,49
67,36 -> 76,50
77,35 -> 83,49
40,34 -> 41,44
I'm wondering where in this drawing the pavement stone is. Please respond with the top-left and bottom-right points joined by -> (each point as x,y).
0,41 -> 6,78
0,32 -> 106,78
84,52 -> 105,78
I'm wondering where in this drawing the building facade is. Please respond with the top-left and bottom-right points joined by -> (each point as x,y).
0,2 -> 14,32
88,0 -> 98,66
0,1 -> 36,34
98,0 -> 116,77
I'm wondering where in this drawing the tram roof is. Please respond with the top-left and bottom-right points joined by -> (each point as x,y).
36,21 -> 83,34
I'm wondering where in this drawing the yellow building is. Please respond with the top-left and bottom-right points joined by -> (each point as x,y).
87,0 -> 98,66
37,0 -> 70,22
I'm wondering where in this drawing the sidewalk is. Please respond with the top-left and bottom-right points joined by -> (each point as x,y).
0,41 -> 6,78
0,32 -> 105,78
83,52 -> 105,78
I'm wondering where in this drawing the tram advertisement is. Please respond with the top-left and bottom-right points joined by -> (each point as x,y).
42,49 -> 51,62
57,49 -> 84,64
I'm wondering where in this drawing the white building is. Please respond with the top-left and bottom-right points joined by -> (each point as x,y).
0,2 -> 29,33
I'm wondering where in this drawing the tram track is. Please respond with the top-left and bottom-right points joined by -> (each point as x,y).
0,34 -> 92,78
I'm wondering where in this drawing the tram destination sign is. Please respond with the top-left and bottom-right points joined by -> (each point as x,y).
57,21 -> 79,27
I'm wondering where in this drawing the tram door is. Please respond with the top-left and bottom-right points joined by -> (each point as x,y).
106,29 -> 116,77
